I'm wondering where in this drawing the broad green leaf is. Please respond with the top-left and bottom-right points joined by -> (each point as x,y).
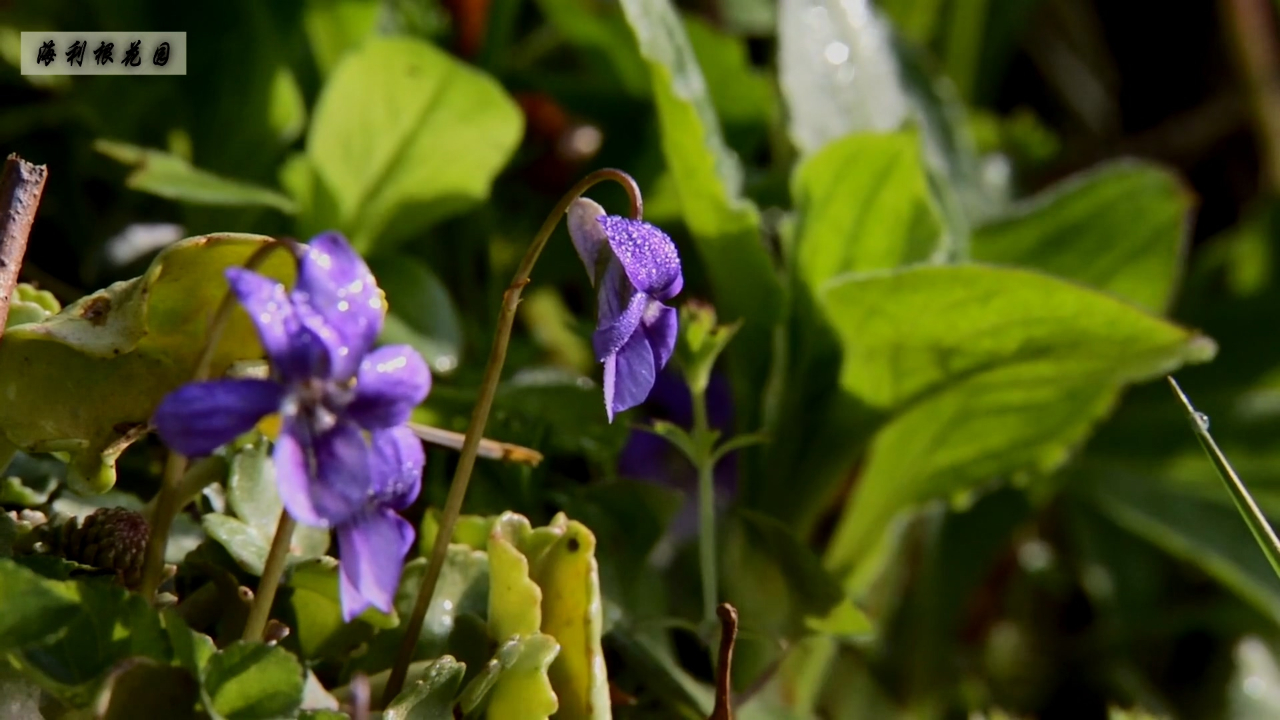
202,641 -> 305,720
95,140 -> 297,214
202,514 -> 271,576
821,264 -> 1217,582
617,0 -> 782,411
306,37 -> 523,251
286,557 -> 398,660
303,0 -> 381,77
15,578 -> 171,707
224,439 -> 330,569
792,130 -> 944,286
384,655 -> 466,720
94,659 -> 200,720
524,515 -> 610,720
0,559 -> 79,653
777,0 -> 909,154
825,265 -> 1215,410
973,161 -> 1191,313
488,513 -> 543,641
463,634 -> 561,719
369,254 -> 464,376
0,234 -> 294,493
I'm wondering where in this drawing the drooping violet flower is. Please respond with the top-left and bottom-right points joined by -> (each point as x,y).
152,232 -> 430,620
566,198 -> 683,421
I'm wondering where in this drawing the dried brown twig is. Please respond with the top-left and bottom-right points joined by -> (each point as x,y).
0,154 -> 48,337
710,603 -> 739,720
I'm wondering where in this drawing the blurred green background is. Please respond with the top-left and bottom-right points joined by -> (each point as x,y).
6,0 -> 1280,718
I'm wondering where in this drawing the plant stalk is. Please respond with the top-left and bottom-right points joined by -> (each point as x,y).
1169,377 -> 1280,578
381,169 -> 643,705
138,239 -> 293,601
243,512 -> 297,641
692,384 -> 719,626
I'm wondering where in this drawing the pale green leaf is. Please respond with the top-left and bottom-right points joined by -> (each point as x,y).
792,130 -> 944,286
973,161 -> 1192,313
95,140 -> 297,214
821,264 -> 1216,581
202,642 -> 305,720
306,37 -> 523,251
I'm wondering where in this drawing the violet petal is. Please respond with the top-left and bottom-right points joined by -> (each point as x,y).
347,345 -> 432,429
275,420 -> 370,526
153,379 -> 283,457
603,327 -> 656,421
295,232 -> 385,379
225,268 -> 328,381
566,198 -> 610,286
642,301 -> 678,372
597,215 -> 683,301
337,508 -> 415,621
368,426 -> 424,511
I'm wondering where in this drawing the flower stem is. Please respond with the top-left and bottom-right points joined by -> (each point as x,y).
138,239 -> 294,602
243,512 -> 297,641
381,169 -> 643,705
691,384 -> 718,627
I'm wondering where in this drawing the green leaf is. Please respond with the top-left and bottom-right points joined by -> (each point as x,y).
488,513 -> 543,641
286,557 -> 397,660
1080,466 -> 1280,624
95,140 -> 298,214
523,515 -> 610,720
821,264 -> 1217,583
460,633 -> 561,718
972,161 -> 1192,313
303,0 -> 381,77
617,0 -> 782,414
0,559 -> 79,654
15,578 -> 171,706
0,233 -> 294,493
792,130 -> 944,286
221,439 -> 330,571
202,641 -> 305,720
305,37 -> 523,251
368,254 -> 464,376
384,655 -> 466,720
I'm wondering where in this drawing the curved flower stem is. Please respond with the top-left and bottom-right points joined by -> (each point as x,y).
139,239 -> 295,602
243,512 -> 297,641
382,169 -> 642,705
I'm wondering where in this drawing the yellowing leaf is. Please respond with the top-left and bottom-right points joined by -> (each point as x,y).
0,234 -> 294,493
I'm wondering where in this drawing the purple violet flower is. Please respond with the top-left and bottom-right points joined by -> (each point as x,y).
567,198 -> 683,421
152,232 -> 431,621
